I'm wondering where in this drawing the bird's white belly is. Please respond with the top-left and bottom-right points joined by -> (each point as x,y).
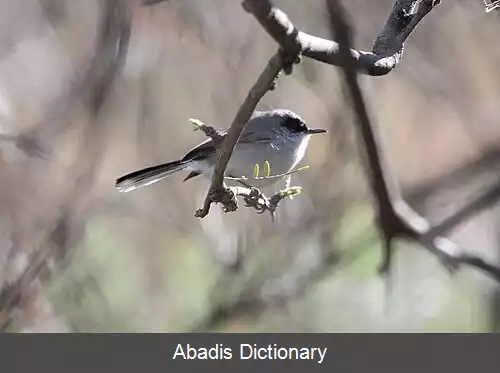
226,145 -> 291,187
189,136 -> 310,189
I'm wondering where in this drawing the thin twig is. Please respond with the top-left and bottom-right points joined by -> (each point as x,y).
188,118 -> 224,145
225,165 -> 309,182
485,0 -> 500,13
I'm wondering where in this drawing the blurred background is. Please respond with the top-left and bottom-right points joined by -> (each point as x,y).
1,0 -> 500,332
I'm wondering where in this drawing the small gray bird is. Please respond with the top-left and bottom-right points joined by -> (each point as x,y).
115,109 -> 327,193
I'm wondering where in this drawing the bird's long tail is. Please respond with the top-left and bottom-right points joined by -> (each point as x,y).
115,160 -> 187,193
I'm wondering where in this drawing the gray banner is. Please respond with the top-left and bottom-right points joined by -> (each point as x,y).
0,334 -> 496,372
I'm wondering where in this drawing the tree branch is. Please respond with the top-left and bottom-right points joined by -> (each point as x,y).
195,0 -> 441,218
243,0 -> 441,76
326,0 -> 500,283
195,50 -> 299,218
194,0 -> 500,285
485,1 -> 500,13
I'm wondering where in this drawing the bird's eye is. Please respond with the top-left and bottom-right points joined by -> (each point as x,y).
283,116 -> 306,133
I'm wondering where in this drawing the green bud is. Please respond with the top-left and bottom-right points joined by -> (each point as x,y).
253,163 -> 260,178
188,118 -> 204,131
264,161 -> 271,177
279,186 -> 303,198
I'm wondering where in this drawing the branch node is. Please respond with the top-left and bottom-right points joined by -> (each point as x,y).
195,186 -> 239,218
188,118 -> 224,145
279,48 -> 301,75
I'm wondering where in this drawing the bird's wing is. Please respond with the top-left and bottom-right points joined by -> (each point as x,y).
180,128 -> 272,163
181,137 -> 219,162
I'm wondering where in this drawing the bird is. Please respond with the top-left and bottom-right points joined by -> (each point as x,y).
115,109 -> 327,193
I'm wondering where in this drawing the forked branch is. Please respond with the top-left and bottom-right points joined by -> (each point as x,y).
196,0 -> 442,218
243,0 -> 441,76
150,0 -> 500,284
326,0 -> 500,283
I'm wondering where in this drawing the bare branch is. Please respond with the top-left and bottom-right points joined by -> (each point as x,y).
486,0 -> 500,13
327,0 -> 400,279
326,0 -> 500,283
189,0 -> 500,285
196,0 -> 440,218
428,181 -> 500,238
235,185 -> 302,221
188,118 -> 224,145
195,50 -> 298,218
243,0 -> 441,76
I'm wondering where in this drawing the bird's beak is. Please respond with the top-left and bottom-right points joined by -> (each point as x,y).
306,128 -> 328,135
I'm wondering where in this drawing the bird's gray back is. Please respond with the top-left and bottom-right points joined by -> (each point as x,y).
181,111 -> 286,163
